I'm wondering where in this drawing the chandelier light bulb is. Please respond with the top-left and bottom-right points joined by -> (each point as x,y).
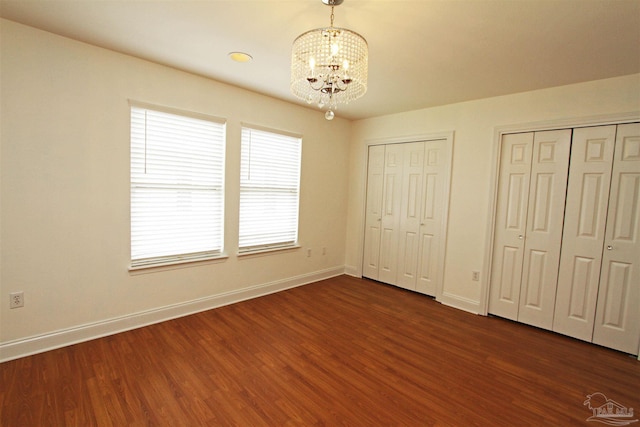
331,43 -> 340,56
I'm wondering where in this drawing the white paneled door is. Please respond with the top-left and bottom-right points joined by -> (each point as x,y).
416,139 -> 449,296
492,122 -> 640,356
397,142 -> 425,290
489,132 -> 534,321
517,130 -> 571,329
362,145 -> 385,280
378,144 -> 404,285
489,130 -> 570,327
592,123 -> 640,355
553,126 -> 616,341
363,139 -> 451,297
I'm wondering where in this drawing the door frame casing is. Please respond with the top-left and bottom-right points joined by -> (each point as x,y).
357,131 -> 454,302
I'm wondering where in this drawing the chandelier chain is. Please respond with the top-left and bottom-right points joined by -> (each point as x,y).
330,6 -> 335,27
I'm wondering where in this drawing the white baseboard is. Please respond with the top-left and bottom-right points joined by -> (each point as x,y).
343,265 -> 361,277
0,267 -> 345,363
437,292 -> 481,315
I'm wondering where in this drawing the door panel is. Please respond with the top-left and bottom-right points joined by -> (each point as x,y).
399,230 -> 419,285
518,129 -> 571,329
567,257 -> 596,319
600,261 -> 632,327
489,133 -> 533,320
418,233 -> 435,288
522,249 -> 547,309
593,123 -> 640,355
362,145 -> 385,280
497,246 -> 521,302
553,126 -> 616,341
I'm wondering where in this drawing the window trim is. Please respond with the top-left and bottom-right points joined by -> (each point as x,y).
129,100 -> 227,270
130,100 -> 227,127
238,123 -> 302,255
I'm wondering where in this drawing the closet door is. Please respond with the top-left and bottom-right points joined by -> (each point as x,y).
378,144 -> 404,284
517,130 -> 571,329
397,142 -> 425,290
362,145 -> 386,280
592,123 -> 640,354
553,126 -> 616,341
363,138 -> 452,295
489,133 -> 533,321
416,139 -> 449,296
489,130 -> 570,326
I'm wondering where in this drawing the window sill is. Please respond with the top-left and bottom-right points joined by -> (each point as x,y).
237,245 -> 300,258
129,253 -> 229,274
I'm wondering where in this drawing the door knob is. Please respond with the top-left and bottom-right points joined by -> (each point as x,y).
518,235 -> 524,240
607,245 -> 613,250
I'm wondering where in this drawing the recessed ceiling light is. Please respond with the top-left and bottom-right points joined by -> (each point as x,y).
228,52 -> 253,63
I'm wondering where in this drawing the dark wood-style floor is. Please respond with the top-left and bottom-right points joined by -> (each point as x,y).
1,275 -> 639,426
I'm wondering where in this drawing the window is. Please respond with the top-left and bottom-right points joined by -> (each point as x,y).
239,126 -> 301,253
130,104 -> 225,268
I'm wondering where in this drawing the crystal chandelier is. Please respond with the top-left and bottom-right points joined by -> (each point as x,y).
290,0 -> 368,120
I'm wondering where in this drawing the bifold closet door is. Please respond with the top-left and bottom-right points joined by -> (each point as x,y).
377,144 -> 405,285
489,129 -> 571,328
364,142 -> 425,289
592,122 -> 640,355
416,139 -> 448,296
490,122 -> 639,354
552,126 -> 616,341
363,140 -> 450,296
362,145 -> 385,280
489,133 -> 533,321
516,130 -> 571,329
363,144 -> 407,284
362,144 -> 404,283
397,142 -> 425,290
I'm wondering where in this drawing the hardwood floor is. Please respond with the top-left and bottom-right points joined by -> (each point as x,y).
2,275 -> 639,426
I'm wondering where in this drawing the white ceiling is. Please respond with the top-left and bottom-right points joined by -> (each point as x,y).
1,0 -> 639,120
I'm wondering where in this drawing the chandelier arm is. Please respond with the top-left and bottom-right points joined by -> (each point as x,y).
308,78 -> 325,91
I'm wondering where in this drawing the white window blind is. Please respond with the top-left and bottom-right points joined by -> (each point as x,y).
130,105 -> 225,267
239,127 -> 301,253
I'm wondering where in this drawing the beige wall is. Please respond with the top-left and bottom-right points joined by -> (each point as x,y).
346,73 -> 640,313
0,20 -> 351,358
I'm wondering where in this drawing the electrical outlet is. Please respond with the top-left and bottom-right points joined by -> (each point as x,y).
10,291 -> 24,309
472,271 -> 480,281
322,247 -> 326,256
307,248 -> 312,257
